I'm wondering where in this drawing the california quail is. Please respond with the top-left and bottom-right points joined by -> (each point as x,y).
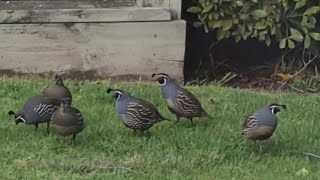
242,103 -> 286,151
51,100 -> 85,142
107,88 -> 170,134
8,94 -> 61,133
42,74 -> 72,105
152,73 -> 212,126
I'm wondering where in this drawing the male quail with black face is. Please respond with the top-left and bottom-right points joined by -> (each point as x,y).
8,94 -> 60,133
51,100 -> 85,142
152,73 -> 212,126
42,74 -> 72,105
107,88 -> 170,134
242,103 -> 286,151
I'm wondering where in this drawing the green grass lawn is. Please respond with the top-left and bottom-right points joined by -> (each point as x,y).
1,76 -> 320,179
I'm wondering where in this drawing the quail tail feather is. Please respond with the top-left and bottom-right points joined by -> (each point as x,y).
202,110 -> 213,119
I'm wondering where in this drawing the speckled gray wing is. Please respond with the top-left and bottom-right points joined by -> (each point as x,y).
124,100 -> 165,130
242,113 -> 259,136
21,95 -> 58,124
175,89 -> 206,117
136,99 -> 167,121
126,102 -> 157,124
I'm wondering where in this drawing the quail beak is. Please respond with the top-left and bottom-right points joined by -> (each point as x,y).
15,119 -> 20,125
275,104 -> 287,111
111,93 -> 117,98
151,73 -> 158,78
280,104 -> 287,110
106,88 -> 115,96
106,88 -> 115,94
151,73 -> 161,80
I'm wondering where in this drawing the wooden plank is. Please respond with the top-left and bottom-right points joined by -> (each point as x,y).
0,7 -> 171,23
0,0 -> 135,10
136,0 -> 181,19
0,20 -> 186,81
166,0 -> 181,19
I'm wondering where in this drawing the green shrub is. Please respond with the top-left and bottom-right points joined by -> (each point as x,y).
187,0 -> 320,55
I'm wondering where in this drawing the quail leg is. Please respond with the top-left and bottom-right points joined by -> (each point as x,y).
46,122 -> 50,134
189,118 -> 195,127
132,129 -> 137,135
143,130 -> 151,136
170,115 -> 181,127
254,141 -> 258,151
145,131 -> 151,140
259,141 -> 262,153
72,134 -> 76,142
253,141 -> 262,153
34,123 -> 39,131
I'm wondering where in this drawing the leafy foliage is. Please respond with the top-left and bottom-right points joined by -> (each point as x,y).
187,0 -> 320,53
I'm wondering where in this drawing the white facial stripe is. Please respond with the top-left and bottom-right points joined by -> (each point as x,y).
160,78 -> 167,86
158,75 -> 167,86
19,117 -> 26,123
270,105 -> 280,109
115,91 -> 123,95
16,115 -> 26,123
270,106 -> 280,114
115,91 -> 122,101
271,107 -> 275,115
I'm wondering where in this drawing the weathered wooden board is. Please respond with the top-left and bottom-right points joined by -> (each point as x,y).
0,20 -> 186,81
0,0 -> 135,10
0,7 -> 171,23
136,0 -> 181,19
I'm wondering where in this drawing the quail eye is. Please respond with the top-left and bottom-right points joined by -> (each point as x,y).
271,107 -> 280,114
158,77 -> 165,85
114,93 -> 121,100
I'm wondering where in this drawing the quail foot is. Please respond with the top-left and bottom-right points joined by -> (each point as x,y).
51,100 -> 85,143
152,73 -> 212,127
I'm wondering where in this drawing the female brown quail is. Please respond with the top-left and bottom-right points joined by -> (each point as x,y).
42,74 -> 72,105
51,100 -> 85,142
